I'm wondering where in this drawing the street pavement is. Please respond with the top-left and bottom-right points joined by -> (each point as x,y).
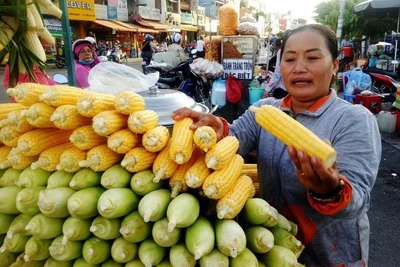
0,64 -> 399,266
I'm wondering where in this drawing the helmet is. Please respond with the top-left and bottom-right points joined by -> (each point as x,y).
145,34 -> 153,41
72,39 -> 93,57
171,33 -> 182,43
84,36 -> 96,44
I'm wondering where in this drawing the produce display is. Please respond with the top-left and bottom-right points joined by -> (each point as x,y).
0,83 -> 305,266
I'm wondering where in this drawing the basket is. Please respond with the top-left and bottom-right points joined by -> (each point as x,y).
249,78 -> 265,105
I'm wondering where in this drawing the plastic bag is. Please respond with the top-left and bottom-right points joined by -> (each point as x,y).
226,75 -> 244,104
88,62 -> 159,94
219,2 -> 238,36
211,78 -> 227,107
237,22 -> 259,35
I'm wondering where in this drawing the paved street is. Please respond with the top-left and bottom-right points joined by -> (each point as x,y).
0,64 -> 399,266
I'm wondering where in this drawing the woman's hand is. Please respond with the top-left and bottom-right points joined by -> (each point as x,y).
171,107 -> 225,140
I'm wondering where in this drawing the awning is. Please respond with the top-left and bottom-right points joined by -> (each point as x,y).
113,20 -> 158,33
93,19 -> 134,32
136,19 -> 169,30
180,24 -> 198,32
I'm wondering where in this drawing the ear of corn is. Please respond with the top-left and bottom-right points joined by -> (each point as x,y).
0,16 -> 20,51
69,125 -> 107,150
0,126 -> 24,147
1,152 -> 39,170
21,103 -> 56,128
39,85 -> 86,107
127,110 -> 159,134
193,126 -> 217,152
185,153 -> 211,189
114,91 -> 146,115
250,105 -> 337,168
37,0 -> 62,18
31,142 -> 76,172
169,118 -> 195,164
76,92 -> 116,117
56,146 -> 88,173
79,144 -> 124,172
92,110 -> 128,136
107,129 -> 142,154
152,140 -> 178,183
7,83 -> 48,106
24,30 -> 47,62
0,146 -> 13,167
121,147 -> 158,173
0,103 -> 28,121
142,126 -> 170,152
202,154 -> 244,199
205,136 -> 239,170
50,105 -> 92,130
241,164 -> 259,196
216,175 -> 256,219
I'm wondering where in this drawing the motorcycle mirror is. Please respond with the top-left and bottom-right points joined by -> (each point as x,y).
53,73 -> 68,84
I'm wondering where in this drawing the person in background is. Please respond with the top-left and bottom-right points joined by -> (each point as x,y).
84,36 -> 100,65
168,33 -> 187,62
72,39 -> 99,88
196,36 -> 205,58
141,34 -> 155,66
170,24 -> 381,266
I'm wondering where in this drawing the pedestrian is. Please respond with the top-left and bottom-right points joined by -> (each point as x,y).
196,36 -> 205,58
72,39 -> 99,88
141,34 -> 155,66
170,24 -> 381,267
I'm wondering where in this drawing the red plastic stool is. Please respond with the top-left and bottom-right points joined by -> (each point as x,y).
354,95 -> 382,114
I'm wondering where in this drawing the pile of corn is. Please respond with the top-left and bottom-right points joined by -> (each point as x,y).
0,83 -> 305,266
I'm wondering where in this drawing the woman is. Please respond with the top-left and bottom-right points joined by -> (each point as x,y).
171,24 -> 381,266
72,39 -> 99,88
141,34 -> 155,66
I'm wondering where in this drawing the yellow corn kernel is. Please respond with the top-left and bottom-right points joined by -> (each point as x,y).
56,146 -> 88,173
79,144 -> 123,172
202,154 -> 244,199
121,146 -> 158,173
250,105 -> 337,168
92,110 -> 128,136
185,153 -> 211,189
127,110 -> 159,134
31,142 -> 76,172
0,103 -> 28,121
6,83 -> 48,106
152,140 -> 178,183
216,175 -> 256,219
107,129 -> 142,154
205,136 -> 239,170
24,30 -> 47,62
76,92 -> 116,117
142,126 -> 170,152
0,151 -> 39,170
0,126 -> 24,147
0,16 -> 20,51
69,125 -> 107,150
12,128 -> 73,156
50,105 -> 92,130
169,118 -> 195,164
0,146 -> 13,165
114,91 -> 146,115
169,148 -> 203,198
21,102 -> 56,128
39,85 -> 87,107
241,164 -> 259,196
193,126 -> 217,152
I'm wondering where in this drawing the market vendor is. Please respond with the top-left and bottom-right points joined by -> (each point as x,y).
72,39 -> 99,88
171,24 -> 381,266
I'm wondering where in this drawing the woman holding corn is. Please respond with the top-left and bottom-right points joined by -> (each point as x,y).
171,24 -> 381,266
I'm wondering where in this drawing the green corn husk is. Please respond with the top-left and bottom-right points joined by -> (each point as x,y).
16,186 -> 45,215
0,233 -> 30,253
67,187 -> 106,219
276,213 -> 292,232
166,193 -> 200,232
73,257 -> 99,267
198,248 -> 229,267
90,216 -> 122,240
44,257 -> 74,267
261,206 -> 279,228
111,237 -> 138,263
47,171 -> 75,189
7,214 -> 33,238
130,170 -> 164,196
0,168 -> 22,187
10,253 -> 46,267
38,187 -> 76,218
239,198 -> 275,225
101,164 -> 132,189
185,216 -> 215,260
0,213 -> 17,234
289,220 -> 299,236
82,237 -> 111,265
258,261 -> 267,267
0,234 -> 5,245
229,247 -> 258,267
269,227 -> 304,258
138,189 -> 171,223
25,213 -> 63,239
155,259 -> 173,267
0,186 -> 23,214
97,188 -> 140,219
152,217 -> 181,248
15,166 -> 51,188
62,217 -> 92,244
125,259 -> 145,267
259,245 -> 300,267
244,226 -> 274,254
138,238 -> 166,267
101,258 -> 124,267
120,211 -> 152,243
0,169 -> 5,178
215,219 -> 246,258
0,250 -> 19,266
23,236 -> 52,261
49,236 -> 83,261
69,168 -> 102,190
169,242 -> 196,267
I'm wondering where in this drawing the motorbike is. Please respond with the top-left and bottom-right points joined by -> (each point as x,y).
108,46 -> 128,64
55,55 -> 66,69
363,69 -> 398,104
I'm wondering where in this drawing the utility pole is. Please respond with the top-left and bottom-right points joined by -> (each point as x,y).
336,0 -> 346,51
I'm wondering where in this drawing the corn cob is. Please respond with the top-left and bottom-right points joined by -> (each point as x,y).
169,148 -> 203,198
0,126 -> 24,147
169,118 -> 195,164
114,91 -> 146,115
193,126 -> 217,152
0,151 -> 39,170
205,136 -> 239,170
21,102 -> 56,128
6,83 -> 48,106
142,125 -> 170,152
92,110 -> 129,136
107,129 -> 142,154
15,117 -> 36,133
0,16 -> 20,51
76,92 -> 116,117
250,105 -> 337,168
79,144 -> 124,172
31,142 -> 76,171
127,110 -> 159,134
26,0 -> 38,30
12,128 -> 73,156
152,140 -> 178,183
241,164 -> 259,196
185,153 -> 211,188
0,103 -> 28,121
216,175 -> 256,219
202,154 -> 244,199
69,125 -> 107,150
39,85 -> 87,107
50,105 -> 92,130
56,146 -> 88,173
24,30 -> 47,62
37,0 -> 62,18
0,146 -> 13,166
120,146 -> 158,173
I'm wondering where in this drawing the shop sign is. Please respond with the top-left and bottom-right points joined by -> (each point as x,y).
180,12 -> 192,24
196,7 -> 206,26
107,5 -> 117,20
117,0 -> 127,8
108,0 -> 118,7
138,6 -> 161,21
95,4 -> 107,20
166,12 -> 181,28
222,59 -> 253,80
117,7 -> 128,21
199,0 -> 216,18
67,0 -> 96,21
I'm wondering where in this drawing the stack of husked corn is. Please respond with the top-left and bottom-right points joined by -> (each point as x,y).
0,83 -> 305,267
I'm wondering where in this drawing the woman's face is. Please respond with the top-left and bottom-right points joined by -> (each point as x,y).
280,30 -> 339,101
78,45 -> 93,62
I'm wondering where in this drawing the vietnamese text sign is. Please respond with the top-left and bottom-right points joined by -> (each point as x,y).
138,6 -> 161,21
199,0 -> 216,18
67,0 -> 95,21
95,4 -> 108,19
107,6 -> 117,20
223,59 -> 253,80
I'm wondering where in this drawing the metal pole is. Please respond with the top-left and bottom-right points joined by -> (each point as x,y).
336,0 -> 346,52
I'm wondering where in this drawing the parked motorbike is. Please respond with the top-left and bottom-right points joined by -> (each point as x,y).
363,70 -> 398,104
55,55 -> 66,69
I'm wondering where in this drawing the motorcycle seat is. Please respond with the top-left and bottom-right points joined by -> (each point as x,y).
158,76 -> 180,84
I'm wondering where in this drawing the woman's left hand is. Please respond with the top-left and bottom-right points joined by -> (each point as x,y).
287,145 -> 341,195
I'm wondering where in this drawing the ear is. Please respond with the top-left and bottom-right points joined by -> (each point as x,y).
333,58 -> 339,74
